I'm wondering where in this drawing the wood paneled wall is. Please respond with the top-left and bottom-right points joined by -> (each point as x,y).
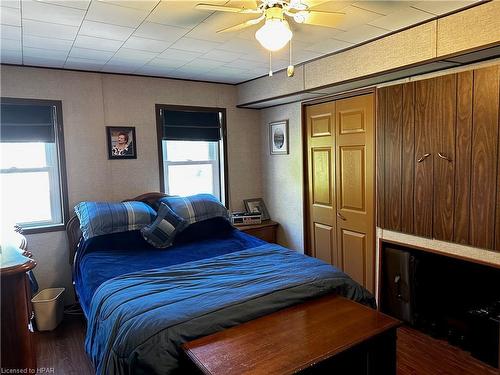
377,65 -> 500,251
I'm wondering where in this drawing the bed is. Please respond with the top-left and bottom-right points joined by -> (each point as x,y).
68,193 -> 375,375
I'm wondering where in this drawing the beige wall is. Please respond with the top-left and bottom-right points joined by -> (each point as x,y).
0,65 -> 262,303
260,103 -> 304,252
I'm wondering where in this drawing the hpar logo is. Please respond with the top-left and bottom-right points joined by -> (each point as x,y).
36,369 -> 55,374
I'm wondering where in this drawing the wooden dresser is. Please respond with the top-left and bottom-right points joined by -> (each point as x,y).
1,232 -> 37,371
236,220 -> 278,243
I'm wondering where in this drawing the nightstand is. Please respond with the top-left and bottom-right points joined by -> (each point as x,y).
237,220 -> 279,243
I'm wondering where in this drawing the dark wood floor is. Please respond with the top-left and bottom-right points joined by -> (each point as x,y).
36,317 -> 498,374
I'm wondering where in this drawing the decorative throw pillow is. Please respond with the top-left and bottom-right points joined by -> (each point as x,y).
141,202 -> 188,248
155,194 -> 230,225
75,201 -> 156,240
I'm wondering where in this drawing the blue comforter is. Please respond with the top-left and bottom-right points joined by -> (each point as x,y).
85,243 -> 374,375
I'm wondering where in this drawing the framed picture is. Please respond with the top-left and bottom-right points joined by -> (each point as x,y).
106,126 -> 137,159
269,120 -> 289,155
243,198 -> 270,220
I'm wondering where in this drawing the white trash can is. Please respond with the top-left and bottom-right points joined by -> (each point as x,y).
31,288 -> 65,331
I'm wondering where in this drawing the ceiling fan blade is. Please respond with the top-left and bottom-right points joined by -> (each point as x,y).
217,15 -> 265,33
300,11 -> 344,28
195,3 -> 260,14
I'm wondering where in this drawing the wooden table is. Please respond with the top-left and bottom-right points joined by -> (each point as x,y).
183,295 -> 400,375
236,220 -> 279,243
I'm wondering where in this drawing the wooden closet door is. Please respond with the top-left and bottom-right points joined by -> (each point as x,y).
335,94 -> 375,293
414,78 -> 435,238
305,102 -> 337,265
433,74 -> 457,242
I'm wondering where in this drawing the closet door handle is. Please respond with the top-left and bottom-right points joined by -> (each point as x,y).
417,153 -> 431,163
337,212 -> 347,221
438,152 -> 452,162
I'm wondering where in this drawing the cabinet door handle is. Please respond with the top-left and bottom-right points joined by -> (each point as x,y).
438,152 -> 452,162
417,153 -> 431,163
337,212 -> 347,221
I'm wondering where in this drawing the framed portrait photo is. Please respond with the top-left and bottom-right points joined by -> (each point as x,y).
243,198 -> 270,220
106,126 -> 137,160
269,120 -> 289,155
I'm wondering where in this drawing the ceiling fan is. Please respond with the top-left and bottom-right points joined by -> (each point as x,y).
195,1 -> 345,51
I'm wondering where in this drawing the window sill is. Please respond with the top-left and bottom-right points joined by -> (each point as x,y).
19,224 -> 66,235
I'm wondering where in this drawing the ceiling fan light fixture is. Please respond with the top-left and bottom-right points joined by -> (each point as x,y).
293,11 -> 308,24
255,19 -> 292,52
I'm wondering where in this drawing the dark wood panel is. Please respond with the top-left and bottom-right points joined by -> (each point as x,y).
384,85 -> 403,231
414,78 -> 435,238
454,71 -> 474,245
433,74 -> 457,242
470,66 -> 499,249
401,83 -> 415,234
376,88 -> 386,228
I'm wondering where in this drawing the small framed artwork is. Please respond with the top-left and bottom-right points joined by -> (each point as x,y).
269,120 -> 289,155
244,198 -> 270,220
106,126 -> 137,159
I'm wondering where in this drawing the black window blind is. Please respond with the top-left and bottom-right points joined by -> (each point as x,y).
1,103 -> 55,143
161,109 -> 221,141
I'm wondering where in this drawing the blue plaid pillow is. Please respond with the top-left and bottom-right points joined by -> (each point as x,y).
140,203 -> 188,248
155,194 -> 229,225
75,201 -> 156,240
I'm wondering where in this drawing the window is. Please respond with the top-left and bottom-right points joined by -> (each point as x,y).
0,98 -> 68,233
156,105 -> 227,204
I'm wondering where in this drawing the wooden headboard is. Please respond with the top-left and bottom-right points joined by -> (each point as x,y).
66,192 -> 168,264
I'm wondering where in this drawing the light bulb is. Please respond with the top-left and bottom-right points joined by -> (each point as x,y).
255,19 -> 292,52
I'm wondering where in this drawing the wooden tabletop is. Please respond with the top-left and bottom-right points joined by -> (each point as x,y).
183,295 -> 400,375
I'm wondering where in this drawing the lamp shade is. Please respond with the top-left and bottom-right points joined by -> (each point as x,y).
255,19 -> 292,51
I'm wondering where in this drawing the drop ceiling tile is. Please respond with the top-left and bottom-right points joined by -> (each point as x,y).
352,1 -> 415,16
169,37 -> 221,53
69,47 -> 115,62
0,49 -> 22,63
147,1 -> 209,28
335,4 -> 391,30
291,24 -> 344,43
228,58 -> 267,70
180,58 -> 226,70
36,0 -> 90,10
147,57 -> 187,69
304,37 -> 354,54
1,37 -> 21,50
1,24 -> 21,40
158,48 -> 201,62
23,46 -> 69,60
113,47 -> 157,62
22,0 -> 86,27
23,19 -> 79,40
98,0 -> 159,11
64,56 -> 106,70
185,21 -> 236,43
101,61 -> 142,73
23,56 -> 65,67
412,1 -> 477,16
135,64 -> 175,76
369,7 -> 432,31
335,24 -> 390,44
79,20 -> 134,41
202,49 -> 242,62
122,36 -> 171,53
74,35 -> 123,52
1,5 -> 21,26
218,37 -> 261,54
23,34 -> 74,52
86,1 -> 150,28
1,0 -> 20,9
134,22 -> 188,42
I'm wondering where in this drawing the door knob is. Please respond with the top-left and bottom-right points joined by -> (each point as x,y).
417,153 -> 431,163
337,212 -> 347,221
438,152 -> 452,162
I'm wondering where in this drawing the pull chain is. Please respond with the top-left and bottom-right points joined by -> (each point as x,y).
287,39 -> 295,77
269,51 -> 273,77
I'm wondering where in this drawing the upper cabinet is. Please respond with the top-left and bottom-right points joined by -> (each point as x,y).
377,65 -> 500,251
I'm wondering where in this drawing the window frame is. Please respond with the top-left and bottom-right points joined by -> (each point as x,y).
1,97 -> 69,234
155,104 -> 229,207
